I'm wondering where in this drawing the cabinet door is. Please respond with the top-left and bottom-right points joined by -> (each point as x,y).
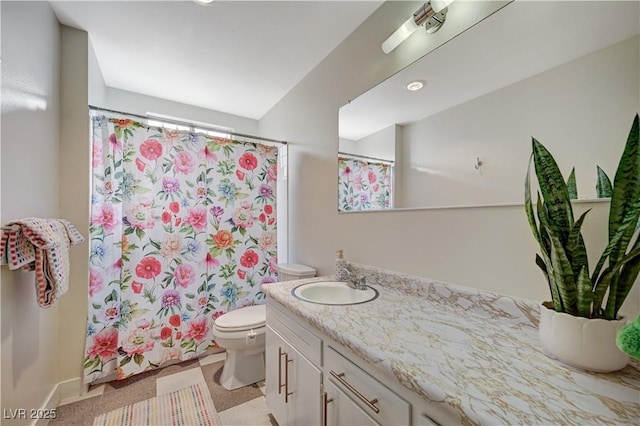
266,325 -> 322,425
324,380 -> 379,426
266,326 -> 287,425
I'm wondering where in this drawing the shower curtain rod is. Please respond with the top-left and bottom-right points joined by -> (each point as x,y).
88,105 -> 287,145
338,151 -> 394,165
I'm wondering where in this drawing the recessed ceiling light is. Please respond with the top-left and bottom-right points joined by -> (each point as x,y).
406,80 -> 425,91
193,0 -> 214,5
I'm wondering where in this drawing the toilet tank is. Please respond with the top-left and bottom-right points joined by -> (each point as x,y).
277,263 -> 316,282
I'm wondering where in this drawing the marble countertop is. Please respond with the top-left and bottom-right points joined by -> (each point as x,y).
261,263 -> 640,425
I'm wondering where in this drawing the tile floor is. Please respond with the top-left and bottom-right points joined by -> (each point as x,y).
51,352 -> 278,426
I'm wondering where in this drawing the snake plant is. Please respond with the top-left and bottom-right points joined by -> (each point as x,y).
596,166 -> 613,198
525,114 -> 640,320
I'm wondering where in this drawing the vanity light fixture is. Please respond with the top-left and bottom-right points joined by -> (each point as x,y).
382,0 -> 455,54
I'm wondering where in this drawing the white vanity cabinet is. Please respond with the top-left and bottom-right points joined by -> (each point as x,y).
265,303 -> 322,425
266,300 -> 417,426
323,380 -> 378,426
325,346 -> 411,425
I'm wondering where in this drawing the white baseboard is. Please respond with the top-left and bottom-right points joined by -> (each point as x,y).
56,377 -> 87,404
32,382 -> 63,426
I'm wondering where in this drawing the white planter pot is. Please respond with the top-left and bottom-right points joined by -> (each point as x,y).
538,302 -> 629,373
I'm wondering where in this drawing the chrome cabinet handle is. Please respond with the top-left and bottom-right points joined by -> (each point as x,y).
421,413 -> 442,426
323,391 -> 333,426
278,347 -> 285,395
330,370 -> 380,414
284,353 -> 293,403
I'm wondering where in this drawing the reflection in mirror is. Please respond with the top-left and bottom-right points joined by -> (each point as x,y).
338,1 -> 640,212
338,125 -> 397,211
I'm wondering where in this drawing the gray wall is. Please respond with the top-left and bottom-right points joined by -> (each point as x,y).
259,1 -> 639,317
1,1 -> 61,421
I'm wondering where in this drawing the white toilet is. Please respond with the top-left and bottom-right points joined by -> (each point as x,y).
213,304 -> 267,390
212,263 -> 316,390
277,263 -> 317,282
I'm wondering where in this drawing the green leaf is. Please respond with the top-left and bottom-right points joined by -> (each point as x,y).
525,155 -> 542,246
591,197 -> 640,285
119,355 -> 132,367
608,114 -> 640,264
532,138 -> 574,244
536,198 -> 562,311
614,233 -> 640,315
596,166 -> 613,198
133,353 -> 144,366
105,289 -> 118,304
549,232 -> 578,315
576,266 -> 593,317
566,167 -> 578,200
592,243 -> 640,318
566,209 -> 591,282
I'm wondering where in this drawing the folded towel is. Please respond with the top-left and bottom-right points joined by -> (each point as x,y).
1,218 -> 84,307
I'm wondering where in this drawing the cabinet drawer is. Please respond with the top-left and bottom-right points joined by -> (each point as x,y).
267,303 -> 322,366
326,346 -> 410,425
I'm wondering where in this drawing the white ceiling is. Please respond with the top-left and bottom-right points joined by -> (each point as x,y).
340,0 -> 640,141
49,0 -> 383,120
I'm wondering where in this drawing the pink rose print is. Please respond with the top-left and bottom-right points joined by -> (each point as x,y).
92,204 -> 119,231
184,206 -> 207,231
87,328 -> 118,361
267,163 -> 277,182
185,316 -> 209,342
368,169 -> 377,184
92,143 -> 103,167
169,201 -> 180,214
173,151 -> 196,175
174,264 -> 196,288
89,269 -> 103,297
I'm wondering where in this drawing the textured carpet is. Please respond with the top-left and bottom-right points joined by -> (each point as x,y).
93,382 -> 219,426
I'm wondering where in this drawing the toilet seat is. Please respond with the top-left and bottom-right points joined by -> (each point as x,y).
214,304 -> 266,332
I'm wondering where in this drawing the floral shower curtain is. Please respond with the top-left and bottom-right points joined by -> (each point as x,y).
84,114 -> 279,384
338,156 -> 393,211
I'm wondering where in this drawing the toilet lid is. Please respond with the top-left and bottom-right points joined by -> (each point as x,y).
215,304 -> 266,331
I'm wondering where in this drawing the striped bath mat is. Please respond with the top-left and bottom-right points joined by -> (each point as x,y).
93,382 -> 220,426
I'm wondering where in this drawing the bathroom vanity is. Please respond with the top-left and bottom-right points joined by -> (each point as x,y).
262,263 -> 640,425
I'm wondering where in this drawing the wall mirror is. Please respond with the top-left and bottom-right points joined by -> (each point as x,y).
338,1 -> 639,212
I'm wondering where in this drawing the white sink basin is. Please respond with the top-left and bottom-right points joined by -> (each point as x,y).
292,281 -> 379,305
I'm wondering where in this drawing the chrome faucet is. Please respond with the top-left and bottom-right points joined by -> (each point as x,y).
337,267 -> 371,290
